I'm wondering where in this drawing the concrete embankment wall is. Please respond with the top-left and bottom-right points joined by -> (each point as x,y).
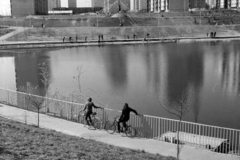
7,25 -> 240,42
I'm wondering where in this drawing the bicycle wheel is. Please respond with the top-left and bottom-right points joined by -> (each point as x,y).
92,117 -> 102,130
105,121 -> 116,134
125,126 -> 136,138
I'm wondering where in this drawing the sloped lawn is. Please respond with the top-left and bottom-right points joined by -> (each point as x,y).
0,117 -> 176,160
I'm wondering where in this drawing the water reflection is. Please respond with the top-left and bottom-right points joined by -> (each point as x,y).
1,41 -> 240,129
220,44 -> 240,97
152,43 -> 204,123
102,46 -> 128,96
0,49 -> 51,97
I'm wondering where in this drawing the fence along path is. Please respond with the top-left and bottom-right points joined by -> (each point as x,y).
0,88 -> 239,157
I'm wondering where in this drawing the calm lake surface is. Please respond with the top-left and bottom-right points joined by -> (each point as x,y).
1,41 -> 240,129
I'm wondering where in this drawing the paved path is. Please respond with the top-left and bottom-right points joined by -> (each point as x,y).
0,104 -> 239,160
0,27 -> 26,43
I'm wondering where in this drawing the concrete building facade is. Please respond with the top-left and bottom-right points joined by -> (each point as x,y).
130,0 -> 147,11
68,0 -> 77,7
216,0 -> 240,8
35,0 -> 48,15
148,0 -> 189,12
11,0 -> 35,16
48,0 -> 61,11
205,0 -> 216,8
189,0 -> 206,9
11,0 -> 49,16
168,0 -> 189,11
148,0 -> 168,12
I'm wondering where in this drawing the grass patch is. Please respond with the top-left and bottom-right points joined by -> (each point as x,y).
0,117 -> 176,160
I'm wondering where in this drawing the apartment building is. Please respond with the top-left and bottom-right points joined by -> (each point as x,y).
68,0 -> 77,7
216,0 -> 240,8
11,0 -> 35,16
189,0 -> 206,9
130,0 -> 147,11
48,0 -> 61,11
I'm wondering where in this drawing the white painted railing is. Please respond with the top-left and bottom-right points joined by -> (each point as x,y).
0,88 -> 239,157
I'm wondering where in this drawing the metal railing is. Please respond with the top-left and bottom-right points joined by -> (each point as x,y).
0,88 -> 239,157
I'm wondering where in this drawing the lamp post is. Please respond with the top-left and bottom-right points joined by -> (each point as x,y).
29,12 -> 31,27
96,12 -> 98,27
200,11 -> 201,25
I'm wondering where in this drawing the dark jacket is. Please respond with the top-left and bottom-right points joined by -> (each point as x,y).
119,107 -> 138,121
84,102 -> 98,113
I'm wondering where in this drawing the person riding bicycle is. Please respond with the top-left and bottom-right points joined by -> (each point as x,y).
117,103 -> 139,133
82,97 -> 103,126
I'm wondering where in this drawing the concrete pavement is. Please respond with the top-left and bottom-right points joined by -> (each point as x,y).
0,104 -> 239,160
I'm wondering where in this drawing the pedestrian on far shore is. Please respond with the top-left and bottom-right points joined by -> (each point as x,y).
98,34 -> 101,43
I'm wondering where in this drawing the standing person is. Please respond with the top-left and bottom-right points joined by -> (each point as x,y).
117,103 -> 139,133
82,97 -> 103,126
98,34 -> 101,42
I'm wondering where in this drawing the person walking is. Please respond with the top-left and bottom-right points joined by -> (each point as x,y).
82,97 -> 103,126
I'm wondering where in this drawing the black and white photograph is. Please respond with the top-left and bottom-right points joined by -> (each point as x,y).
0,0 -> 240,159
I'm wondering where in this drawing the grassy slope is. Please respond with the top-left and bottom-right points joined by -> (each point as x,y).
7,24 -> 240,42
0,117 -> 176,160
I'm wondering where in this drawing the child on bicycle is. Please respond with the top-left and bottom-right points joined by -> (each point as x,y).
82,97 -> 103,126
117,103 -> 139,133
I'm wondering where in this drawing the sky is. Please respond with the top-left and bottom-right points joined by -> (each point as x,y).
61,0 -> 68,7
0,0 -> 11,16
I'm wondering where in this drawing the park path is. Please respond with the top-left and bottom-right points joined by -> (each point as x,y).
0,27 -> 26,43
0,104 -> 239,160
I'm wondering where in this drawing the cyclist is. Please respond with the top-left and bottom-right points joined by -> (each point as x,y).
117,103 -> 139,133
82,97 -> 103,126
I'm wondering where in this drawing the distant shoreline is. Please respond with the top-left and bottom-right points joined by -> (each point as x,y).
1,36 -> 240,50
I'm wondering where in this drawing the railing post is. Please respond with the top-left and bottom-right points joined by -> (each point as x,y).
238,132 -> 240,156
7,90 -> 9,104
24,95 -> 26,110
199,125 -> 201,148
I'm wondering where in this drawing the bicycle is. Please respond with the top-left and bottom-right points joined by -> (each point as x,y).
105,116 -> 136,138
78,111 -> 102,130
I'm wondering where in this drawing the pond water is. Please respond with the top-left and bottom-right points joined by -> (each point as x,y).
1,41 -> 240,129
